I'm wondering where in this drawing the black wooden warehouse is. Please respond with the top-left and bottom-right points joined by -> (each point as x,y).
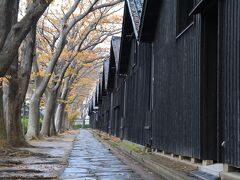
118,0 -> 152,146
88,0 -> 240,168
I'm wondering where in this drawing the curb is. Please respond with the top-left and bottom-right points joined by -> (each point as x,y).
93,132 -> 195,180
111,142 -> 190,180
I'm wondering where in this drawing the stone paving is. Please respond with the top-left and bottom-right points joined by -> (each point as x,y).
59,129 -> 142,180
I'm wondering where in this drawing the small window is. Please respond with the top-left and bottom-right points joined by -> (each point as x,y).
176,0 -> 193,35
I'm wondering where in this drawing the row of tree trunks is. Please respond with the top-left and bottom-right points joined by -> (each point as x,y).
41,84 -> 70,137
26,0 -> 123,140
0,0 -> 122,145
0,0 -> 51,147
4,23 -> 37,147
0,0 -> 18,148
1,0 -> 20,147
55,79 -> 69,133
41,81 -> 71,136
26,34 -> 67,140
40,89 -> 58,137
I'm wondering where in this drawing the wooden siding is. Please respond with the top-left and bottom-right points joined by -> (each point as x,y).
150,0 -> 205,159
219,0 -> 240,167
112,77 -> 124,137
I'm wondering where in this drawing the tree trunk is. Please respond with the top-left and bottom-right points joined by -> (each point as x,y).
55,103 -> 66,133
0,86 -> 8,147
50,108 -> 57,136
4,24 -> 36,146
2,84 -> 8,127
0,0 -> 19,51
0,0 -> 50,143
40,90 -> 57,137
25,94 -> 40,140
0,1 -> 18,147
4,70 -> 27,147
55,79 -> 69,133
1,0 -> 31,147
50,92 -> 57,136
63,112 -> 68,131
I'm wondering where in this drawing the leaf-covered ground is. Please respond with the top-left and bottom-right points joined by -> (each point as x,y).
0,130 -> 79,179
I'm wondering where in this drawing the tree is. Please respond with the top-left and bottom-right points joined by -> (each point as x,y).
0,0 -> 52,75
26,0 -> 123,139
0,0 -> 52,147
55,58 -> 104,132
41,13 -> 120,136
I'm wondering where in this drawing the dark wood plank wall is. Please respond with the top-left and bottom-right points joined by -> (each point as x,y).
150,0 -> 203,159
123,38 -> 152,145
96,103 -> 102,130
219,0 -> 240,167
96,79 -> 103,130
96,61 -> 112,133
112,77 -> 124,137
124,39 -> 136,142
136,42 -> 152,145
102,94 -> 111,133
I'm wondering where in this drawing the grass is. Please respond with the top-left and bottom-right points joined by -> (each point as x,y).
95,131 -> 144,154
118,141 -> 144,153
22,116 -> 43,134
72,124 -> 90,129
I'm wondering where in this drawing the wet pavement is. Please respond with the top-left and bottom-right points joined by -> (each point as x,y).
59,129 -> 142,180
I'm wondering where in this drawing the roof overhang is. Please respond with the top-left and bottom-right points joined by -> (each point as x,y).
139,0 -> 162,42
106,37 -> 121,91
126,0 -> 141,38
119,4 -> 135,74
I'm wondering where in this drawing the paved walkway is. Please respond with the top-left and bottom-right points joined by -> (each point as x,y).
59,129 -> 142,180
